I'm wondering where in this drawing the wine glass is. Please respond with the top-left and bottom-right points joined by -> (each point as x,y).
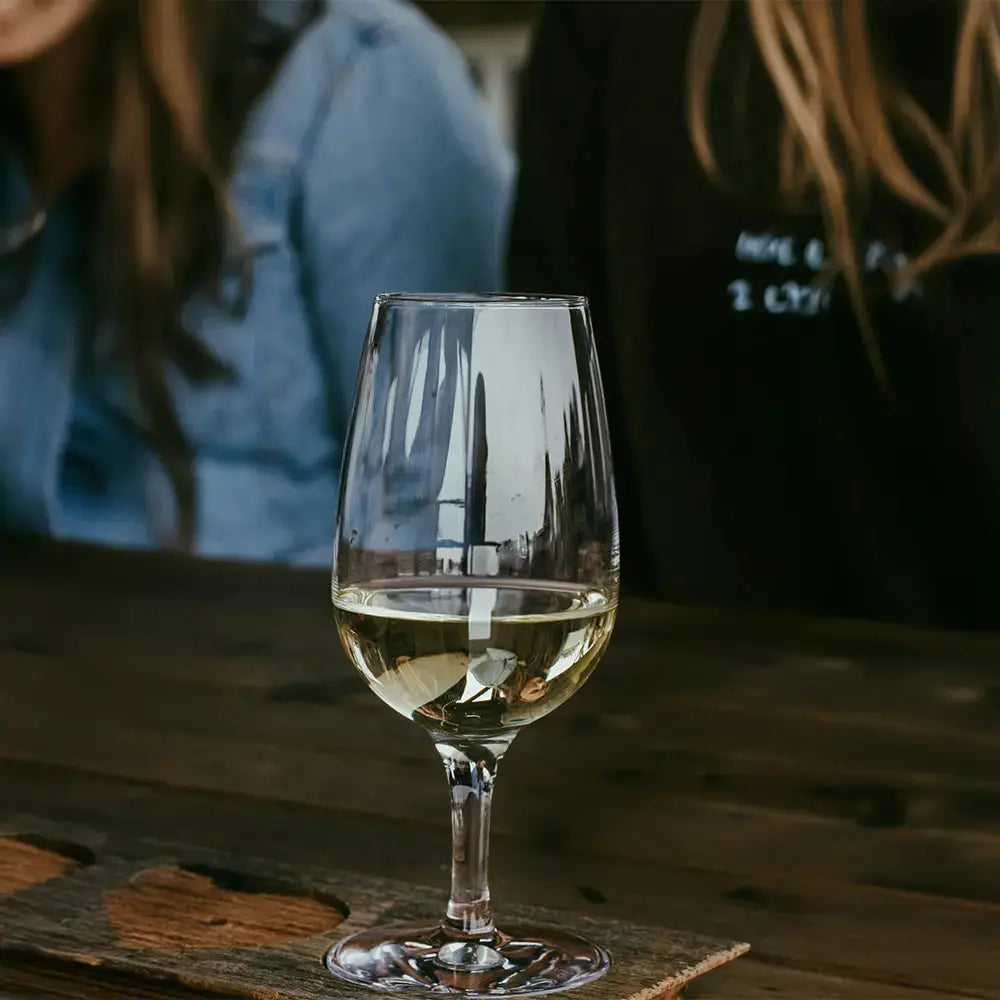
326,293 -> 619,997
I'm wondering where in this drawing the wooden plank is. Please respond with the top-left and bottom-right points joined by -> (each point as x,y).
2,543 -> 998,789
8,584 -> 999,714
1,765 -> 998,999
4,651 -> 997,782
1,638 -> 996,828
8,537 -> 1000,668
3,631 -> 1000,841
3,956 -> 219,1000
3,546 -> 1000,834
3,542 -> 1000,996
0,818 -> 746,1000
687,959 -> 978,999
3,681 -> 999,897
2,707 -> 999,907
11,562 -> 1000,688
2,953 -> 978,1000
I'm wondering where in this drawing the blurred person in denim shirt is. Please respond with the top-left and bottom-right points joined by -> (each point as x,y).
0,0 -> 511,564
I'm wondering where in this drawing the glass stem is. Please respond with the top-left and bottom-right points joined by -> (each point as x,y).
435,736 -> 514,939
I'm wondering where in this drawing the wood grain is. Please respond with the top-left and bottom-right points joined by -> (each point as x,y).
0,819 -> 747,1000
2,766 -> 997,999
3,954 -> 979,1000
3,960 -> 217,1000
0,838 -> 76,897
686,959 -> 980,999
105,865 -> 346,949
1,539 -> 998,999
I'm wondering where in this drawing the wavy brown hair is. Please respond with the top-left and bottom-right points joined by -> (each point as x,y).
1,0 -> 317,546
686,0 -> 1000,386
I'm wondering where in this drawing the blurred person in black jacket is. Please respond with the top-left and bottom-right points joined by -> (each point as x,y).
510,0 -> 1000,629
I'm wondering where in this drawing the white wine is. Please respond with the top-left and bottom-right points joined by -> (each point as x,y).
334,578 -> 616,737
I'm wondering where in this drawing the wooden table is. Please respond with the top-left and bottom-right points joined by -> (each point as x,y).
1,540 -> 997,998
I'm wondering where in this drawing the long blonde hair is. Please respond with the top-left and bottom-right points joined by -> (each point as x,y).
686,0 -> 1000,385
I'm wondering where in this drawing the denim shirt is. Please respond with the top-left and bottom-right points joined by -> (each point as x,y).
0,0 -> 512,565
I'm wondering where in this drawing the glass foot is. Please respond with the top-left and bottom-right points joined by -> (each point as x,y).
324,922 -> 611,997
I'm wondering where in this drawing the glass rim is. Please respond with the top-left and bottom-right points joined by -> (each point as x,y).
374,292 -> 589,309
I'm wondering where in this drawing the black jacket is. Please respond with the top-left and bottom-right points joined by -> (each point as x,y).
510,0 -> 1000,629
